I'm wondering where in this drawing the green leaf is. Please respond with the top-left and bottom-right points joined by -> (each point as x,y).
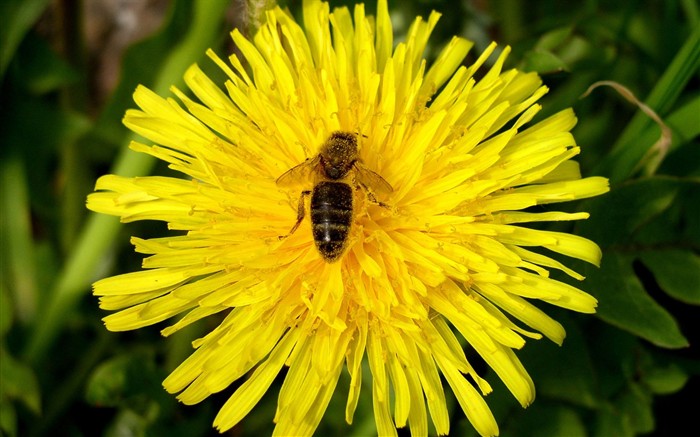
589,324 -> 639,398
0,399 -> 17,437
617,383 -> 654,434
659,131 -> 700,179
0,0 -> 51,77
534,27 -> 573,51
537,406 -> 587,437
0,348 -> 41,414
639,249 -> 700,305
519,27 -> 593,74
0,287 -> 11,337
643,363 -> 689,395
632,183 -> 699,248
520,314 -> 600,408
681,181 -> 700,244
666,94 -> 700,155
574,177 -> 694,348
85,356 -> 128,407
85,352 -> 163,409
104,409 -> 149,437
584,253 -> 688,349
577,177 -> 681,247
520,50 -> 569,74
594,404 -> 635,437
11,33 -> 80,94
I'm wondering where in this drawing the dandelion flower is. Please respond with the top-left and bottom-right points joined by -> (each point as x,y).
87,0 -> 609,435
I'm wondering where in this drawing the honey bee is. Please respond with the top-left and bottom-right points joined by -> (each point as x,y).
276,131 -> 393,262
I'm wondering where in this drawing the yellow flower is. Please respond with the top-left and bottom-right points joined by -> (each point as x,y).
87,0 -> 609,435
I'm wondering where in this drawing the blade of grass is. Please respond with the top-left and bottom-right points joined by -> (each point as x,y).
0,156 -> 38,324
593,25 -> 700,183
681,0 -> 699,27
634,94 -> 700,159
582,81 -> 673,177
23,0 -> 232,364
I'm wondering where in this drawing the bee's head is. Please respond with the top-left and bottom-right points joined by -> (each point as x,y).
320,131 -> 358,179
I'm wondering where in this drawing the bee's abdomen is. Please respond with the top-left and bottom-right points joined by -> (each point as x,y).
311,181 -> 353,262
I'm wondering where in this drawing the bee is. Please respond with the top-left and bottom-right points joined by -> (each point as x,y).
276,131 -> 393,262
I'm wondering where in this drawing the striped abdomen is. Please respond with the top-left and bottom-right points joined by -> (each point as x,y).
310,181 -> 353,262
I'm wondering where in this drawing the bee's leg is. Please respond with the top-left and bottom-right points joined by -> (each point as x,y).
279,190 -> 311,239
356,182 -> 390,209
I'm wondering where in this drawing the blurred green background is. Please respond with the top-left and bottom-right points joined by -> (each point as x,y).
1,0 -> 698,436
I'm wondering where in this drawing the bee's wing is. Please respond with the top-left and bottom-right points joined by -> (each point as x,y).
354,162 -> 393,195
276,156 -> 321,187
